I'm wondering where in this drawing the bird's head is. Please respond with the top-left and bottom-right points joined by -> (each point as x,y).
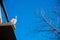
14,16 -> 17,19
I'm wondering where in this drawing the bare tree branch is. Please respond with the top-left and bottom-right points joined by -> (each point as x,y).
41,10 -> 60,37
54,8 -> 60,16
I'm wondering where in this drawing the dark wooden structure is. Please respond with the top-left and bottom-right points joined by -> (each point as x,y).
0,23 -> 16,40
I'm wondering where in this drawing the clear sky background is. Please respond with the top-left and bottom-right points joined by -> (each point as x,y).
2,0 -> 60,40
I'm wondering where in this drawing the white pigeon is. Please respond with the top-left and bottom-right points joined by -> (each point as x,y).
10,16 -> 17,25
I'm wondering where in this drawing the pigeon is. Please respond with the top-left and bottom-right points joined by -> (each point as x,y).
10,16 -> 17,25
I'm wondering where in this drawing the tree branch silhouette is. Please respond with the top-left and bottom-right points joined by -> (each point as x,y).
41,10 -> 60,38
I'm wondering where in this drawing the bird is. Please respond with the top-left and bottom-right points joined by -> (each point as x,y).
10,16 -> 17,25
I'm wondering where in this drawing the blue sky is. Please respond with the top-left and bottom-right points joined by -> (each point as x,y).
2,0 -> 60,40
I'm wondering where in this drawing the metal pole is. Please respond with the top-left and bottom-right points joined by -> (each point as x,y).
1,0 -> 9,22
0,3 -> 2,23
